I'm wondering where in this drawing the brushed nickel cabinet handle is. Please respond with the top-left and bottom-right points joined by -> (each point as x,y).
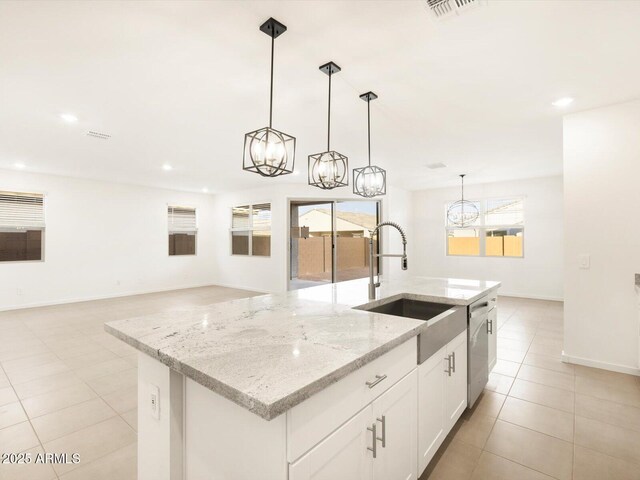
445,355 -> 452,376
488,318 -> 493,334
367,423 -> 377,458
377,415 -> 386,447
451,351 -> 456,373
366,374 -> 387,389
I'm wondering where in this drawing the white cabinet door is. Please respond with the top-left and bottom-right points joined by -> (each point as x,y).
417,345 -> 447,475
444,330 -> 468,431
289,405 -> 373,480
372,369 -> 418,480
488,307 -> 497,372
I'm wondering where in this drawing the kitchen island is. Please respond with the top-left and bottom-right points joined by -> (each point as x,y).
105,276 -> 499,480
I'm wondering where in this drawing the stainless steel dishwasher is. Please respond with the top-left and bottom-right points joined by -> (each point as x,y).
468,297 -> 489,407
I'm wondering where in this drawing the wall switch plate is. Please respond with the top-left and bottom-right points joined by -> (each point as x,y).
579,254 -> 590,269
150,384 -> 160,420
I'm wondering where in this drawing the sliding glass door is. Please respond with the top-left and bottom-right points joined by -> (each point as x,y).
289,200 -> 380,290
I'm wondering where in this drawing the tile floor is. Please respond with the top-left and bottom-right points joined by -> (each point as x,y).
1,290 -> 639,480
421,296 -> 640,480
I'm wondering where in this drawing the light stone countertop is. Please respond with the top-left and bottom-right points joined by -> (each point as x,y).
105,276 -> 500,420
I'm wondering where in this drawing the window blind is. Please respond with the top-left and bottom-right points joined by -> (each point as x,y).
168,206 -> 197,233
0,191 -> 45,229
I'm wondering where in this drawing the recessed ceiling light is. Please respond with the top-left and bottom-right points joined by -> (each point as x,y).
552,97 -> 574,107
60,113 -> 78,123
292,170 -> 300,176
14,162 -> 26,169
162,164 -> 173,171
202,188 -> 209,193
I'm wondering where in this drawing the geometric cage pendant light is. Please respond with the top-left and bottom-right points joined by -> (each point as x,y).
446,174 -> 479,227
353,91 -> 386,197
243,18 -> 296,177
308,61 -> 349,190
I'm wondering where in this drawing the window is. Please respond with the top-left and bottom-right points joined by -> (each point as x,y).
168,206 -> 196,256
0,191 -> 45,262
446,197 -> 523,257
231,203 -> 271,256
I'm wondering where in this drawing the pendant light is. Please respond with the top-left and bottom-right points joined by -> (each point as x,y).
243,18 -> 296,177
353,92 -> 386,197
447,174 -> 479,227
308,62 -> 348,190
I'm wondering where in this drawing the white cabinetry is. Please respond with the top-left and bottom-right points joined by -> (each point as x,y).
418,330 -> 468,475
290,371 -> 418,480
488,306 -> 497,372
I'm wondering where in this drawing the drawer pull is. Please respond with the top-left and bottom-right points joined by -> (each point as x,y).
451,351 -> 456,373
366,374 -> 387,389
445,355 -> 452,376
367,423 -> 377,458
487,318 -> 493,334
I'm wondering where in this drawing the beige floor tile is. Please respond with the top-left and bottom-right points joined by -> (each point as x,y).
485,372 -> 514,395
71,358 -> 132,381
509,378 -> 575,413
0,446 -> 57,480
497,347 -> 527,363
575,375 -> 640,408
0,401 -> 28,429
12,371 -> 84,400
497,337 -> 531,352
62,349 -> 119,370
421,438 -> 481,480
522,352 -> 575,375
470,451 -> 554,480
497,330 -> 535,343
31,397 -> 117,443
527,342 -> 562,356
101,384 -> 137,414
574,365 -> 640,392
22,383 -> 98,418
499,396 -> 574,441
58,442 -> 137,480
485,420 -> 573,480
0,385 -> 18,407
465,391 -> 506,419
451,413 -> 496,449
1,353 -> 60,373
517,364 -> 575,391
492,359 -> 521,377
573,445 -> 640,480
0,421 -> 40,452
575,393 -> 640,432
43,416 -> 136,476
5,360 -> 71,384
574,415 -> 640,464
121,408 -> 137,431
87,368 -> 137,396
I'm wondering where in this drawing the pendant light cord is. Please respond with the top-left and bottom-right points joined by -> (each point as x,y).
367,98 -> 371,166
327,70 -> 332,151
269,35 -> 274,128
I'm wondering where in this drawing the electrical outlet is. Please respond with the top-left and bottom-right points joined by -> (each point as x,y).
579,254 -> 590,269
150,384 -> 160,419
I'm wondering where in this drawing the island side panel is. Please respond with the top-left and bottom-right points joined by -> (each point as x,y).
138,352 -> 184,480
184,378 -> 287,480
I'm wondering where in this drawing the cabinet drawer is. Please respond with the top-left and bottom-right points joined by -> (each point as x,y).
287,338 -> 417,462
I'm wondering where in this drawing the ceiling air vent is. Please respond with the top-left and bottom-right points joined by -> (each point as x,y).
86,130 -> 111,140
425,0 -> 485,20
426,162 -> 447,169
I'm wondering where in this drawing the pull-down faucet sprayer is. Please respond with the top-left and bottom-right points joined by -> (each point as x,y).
368,221 -> 408,300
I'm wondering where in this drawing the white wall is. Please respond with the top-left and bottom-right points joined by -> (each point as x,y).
563,100 -> 640,374
411,176 -> 564,300
0,170 -> 217,310
211,183 -> 413,294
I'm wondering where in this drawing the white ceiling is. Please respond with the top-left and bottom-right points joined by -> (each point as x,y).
1,0 -> 640,193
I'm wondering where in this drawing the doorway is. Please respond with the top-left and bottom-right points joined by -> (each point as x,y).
289,200 -> 380,290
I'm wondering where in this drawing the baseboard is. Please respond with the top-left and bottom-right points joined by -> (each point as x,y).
561,351 -> 640,377
0,282 -> 262,312
498,292 -> 564,302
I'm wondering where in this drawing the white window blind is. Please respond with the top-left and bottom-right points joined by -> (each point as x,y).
0,191 -> 45,230
168,206 -> 197,233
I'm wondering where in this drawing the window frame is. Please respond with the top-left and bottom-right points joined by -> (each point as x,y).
168,205 -> 198,257
445,196 -> 525,258
0,190 -> 46,263
230,203 -> 272,257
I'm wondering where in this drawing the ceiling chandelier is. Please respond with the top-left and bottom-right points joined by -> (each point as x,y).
353,92 -> 386,197
447,174 -> 479,227
243,18 -> 296,177
308,62 -> 348,190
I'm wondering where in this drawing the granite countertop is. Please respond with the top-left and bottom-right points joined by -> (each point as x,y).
105,276 -> 500,420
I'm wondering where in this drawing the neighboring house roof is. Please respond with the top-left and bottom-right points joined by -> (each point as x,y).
298,208 -> 377,235
313,208 -> 377,230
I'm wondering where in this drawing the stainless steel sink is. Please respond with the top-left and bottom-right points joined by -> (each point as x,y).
358,297 -> 467,364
